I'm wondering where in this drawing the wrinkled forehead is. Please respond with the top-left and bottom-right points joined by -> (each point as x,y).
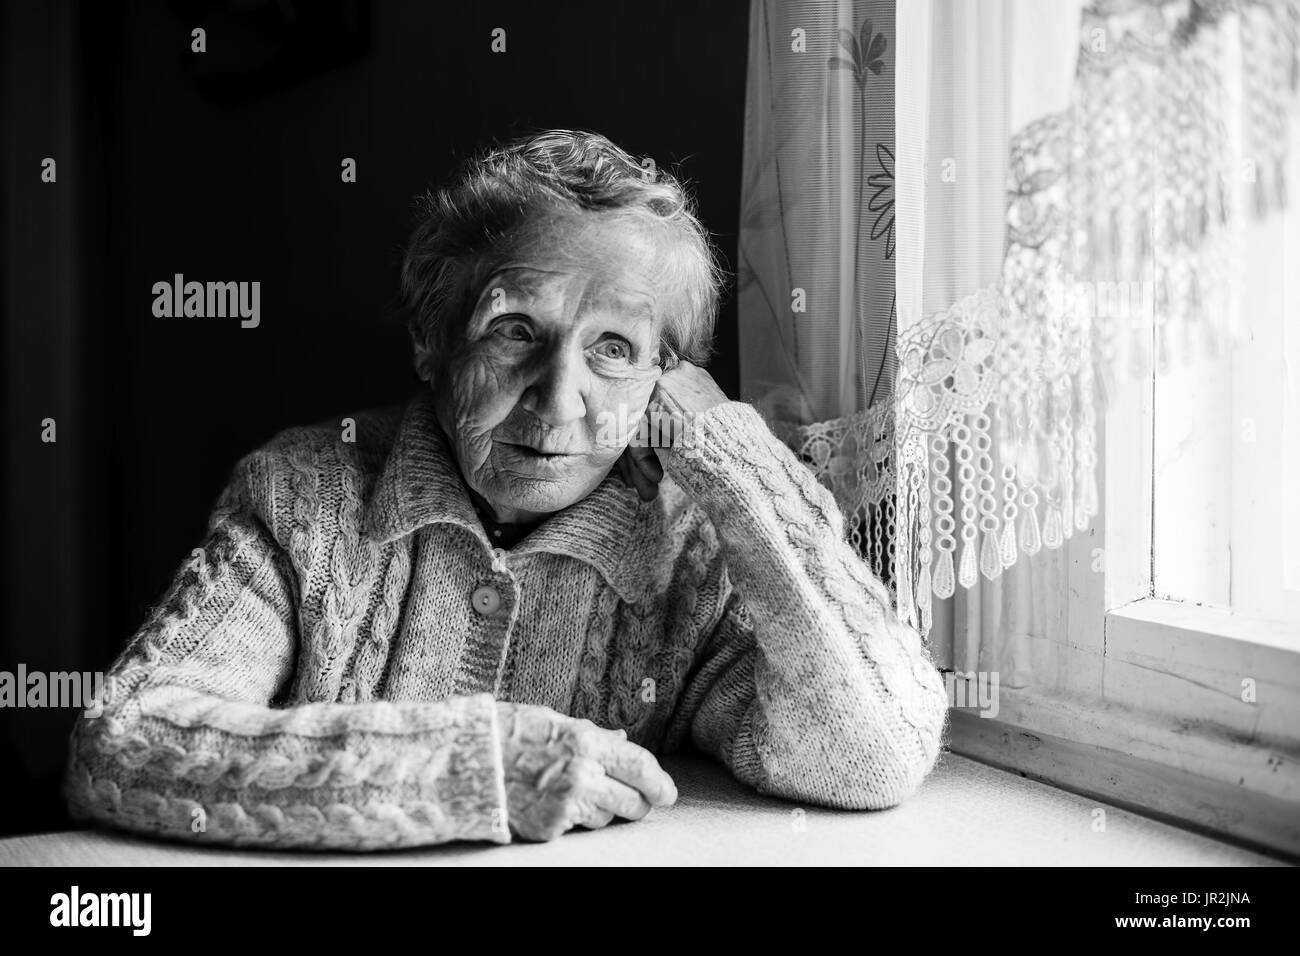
494,210 -> 667,310
487,266 -> 656,325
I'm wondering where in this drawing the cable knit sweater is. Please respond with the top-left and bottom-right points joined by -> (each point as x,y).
64,388 -> 949,849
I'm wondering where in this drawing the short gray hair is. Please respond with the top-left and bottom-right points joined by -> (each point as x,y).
400,129 -> 723,381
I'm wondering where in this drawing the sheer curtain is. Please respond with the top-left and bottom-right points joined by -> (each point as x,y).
893,0 -> 1082,680
738,0 -> 900,585
740,0 -> 1300,680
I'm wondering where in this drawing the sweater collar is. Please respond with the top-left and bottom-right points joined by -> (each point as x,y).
364,388 -> 655,602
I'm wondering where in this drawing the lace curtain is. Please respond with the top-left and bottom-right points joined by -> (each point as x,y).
740,0 -> 1300,651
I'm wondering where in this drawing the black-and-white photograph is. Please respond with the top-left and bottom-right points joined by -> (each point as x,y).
1,0 -> 1296,902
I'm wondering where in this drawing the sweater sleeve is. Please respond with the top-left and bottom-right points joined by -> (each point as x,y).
64,454 -> 511,850
663,401 -> 950,810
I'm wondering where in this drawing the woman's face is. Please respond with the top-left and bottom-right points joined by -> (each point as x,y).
431,212 -> 665,523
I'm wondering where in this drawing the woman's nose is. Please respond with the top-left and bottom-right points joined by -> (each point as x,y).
519,344 -> 588,427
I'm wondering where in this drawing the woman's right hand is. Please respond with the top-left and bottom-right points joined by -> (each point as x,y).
496,702 -> 678,841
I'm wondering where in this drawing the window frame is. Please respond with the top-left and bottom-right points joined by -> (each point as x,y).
945,255 -> 1300,862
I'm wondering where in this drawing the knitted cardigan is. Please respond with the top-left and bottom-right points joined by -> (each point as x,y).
64,388 -> 949,850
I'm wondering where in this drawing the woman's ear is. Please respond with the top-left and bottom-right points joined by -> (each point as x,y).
412,332 -> 437,385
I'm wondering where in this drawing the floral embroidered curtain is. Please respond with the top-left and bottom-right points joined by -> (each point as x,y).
738,0 -> 900,582
740,0 -> 1300,642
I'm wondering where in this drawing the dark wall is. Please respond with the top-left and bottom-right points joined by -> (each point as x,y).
0,0 -> 748,837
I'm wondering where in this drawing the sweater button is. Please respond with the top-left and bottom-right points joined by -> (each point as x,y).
471,585 -> 502,617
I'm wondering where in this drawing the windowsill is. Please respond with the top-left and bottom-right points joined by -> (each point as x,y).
1102,597 -> 1300,780
0,754 -> 1279,865
1109,597 -> 1300,656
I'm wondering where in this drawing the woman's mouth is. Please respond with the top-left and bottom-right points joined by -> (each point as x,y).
502,442 -> 582,467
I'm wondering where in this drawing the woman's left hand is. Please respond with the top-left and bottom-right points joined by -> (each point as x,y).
616,362 -> 728,502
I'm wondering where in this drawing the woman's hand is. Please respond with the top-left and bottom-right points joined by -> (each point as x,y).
497,702 -> 678,841
616,362 -> 728,502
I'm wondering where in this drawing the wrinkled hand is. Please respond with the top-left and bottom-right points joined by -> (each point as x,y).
617,362 -> 728,503
497,702 -> 678,842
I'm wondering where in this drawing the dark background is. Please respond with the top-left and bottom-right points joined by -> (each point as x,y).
0,0 -> 748,837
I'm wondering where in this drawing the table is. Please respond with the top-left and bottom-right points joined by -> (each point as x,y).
0,753 -> 1281,865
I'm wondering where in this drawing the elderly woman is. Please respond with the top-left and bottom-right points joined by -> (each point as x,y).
64,130 -> 948,849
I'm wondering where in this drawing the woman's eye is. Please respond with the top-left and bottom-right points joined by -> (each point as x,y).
493,318 -> 533,342
593,338 -> 631,361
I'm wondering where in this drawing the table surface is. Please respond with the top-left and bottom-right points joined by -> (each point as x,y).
0,753 -> 1284,866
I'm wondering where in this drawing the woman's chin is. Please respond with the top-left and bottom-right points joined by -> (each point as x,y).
479,468 -> 607,521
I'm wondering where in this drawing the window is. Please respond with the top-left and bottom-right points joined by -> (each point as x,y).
1153,141 -> 1300,632
950,118 -> 1300,860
